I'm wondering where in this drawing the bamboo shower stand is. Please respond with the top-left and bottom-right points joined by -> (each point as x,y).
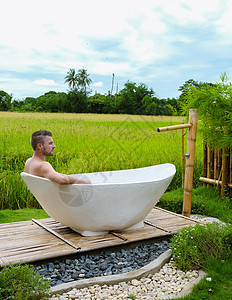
157,109 -> 198,218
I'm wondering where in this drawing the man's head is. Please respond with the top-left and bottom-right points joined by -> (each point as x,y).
31,130 -> 55,156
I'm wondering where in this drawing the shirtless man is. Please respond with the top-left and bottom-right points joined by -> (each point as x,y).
25,130 -> 90,184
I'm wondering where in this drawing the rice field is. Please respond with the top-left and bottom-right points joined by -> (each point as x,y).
0,112 -> 203,209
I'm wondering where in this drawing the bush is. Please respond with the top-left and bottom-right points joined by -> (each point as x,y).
170,222 -> 232,271
158,186 -> 232,223
0,263 -> 50,300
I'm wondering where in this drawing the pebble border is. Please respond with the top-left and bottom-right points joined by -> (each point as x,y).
50,214 -> 218,299
50,250 -> 206,299
51,250 -> 172,294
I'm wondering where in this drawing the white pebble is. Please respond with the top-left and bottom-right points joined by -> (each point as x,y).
51,261 -> 200,299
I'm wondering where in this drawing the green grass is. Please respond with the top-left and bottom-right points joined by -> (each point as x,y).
0,208 -> 49,223
158,186 -> 232,223
0,111 -> 204,209
177,257 -> 232,300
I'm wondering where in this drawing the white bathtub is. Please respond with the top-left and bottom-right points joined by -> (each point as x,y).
21,163 -> 176,236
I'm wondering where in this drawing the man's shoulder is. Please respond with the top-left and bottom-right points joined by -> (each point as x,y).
39,160 -> 53,170
25,157 -> 53,176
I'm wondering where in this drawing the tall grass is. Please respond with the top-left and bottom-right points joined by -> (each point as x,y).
0,112 -> 203,209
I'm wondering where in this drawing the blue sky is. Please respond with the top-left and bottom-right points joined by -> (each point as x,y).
1,0 -> 232,100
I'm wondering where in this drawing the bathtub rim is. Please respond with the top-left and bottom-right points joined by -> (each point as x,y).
20,163 -> 176,186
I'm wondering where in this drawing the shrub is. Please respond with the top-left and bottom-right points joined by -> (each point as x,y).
0,263 -> 50,300
170,222 -> 232,271
181,73 -> 232,150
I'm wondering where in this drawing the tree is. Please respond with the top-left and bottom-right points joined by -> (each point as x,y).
178,79 -> 216,110
66,89 -> 88,113
0,90 -> 12,111
64,69 -> 78,89
35,91 -> 67,112
117,82 -> 155,114
76,68 -> 92,93
178,79 -> 201,94
88,94 -> 105,113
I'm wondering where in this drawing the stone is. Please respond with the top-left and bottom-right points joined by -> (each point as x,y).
131,279 -> 140,286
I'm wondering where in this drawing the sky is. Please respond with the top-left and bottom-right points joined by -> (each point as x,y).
1,0 -> 232,100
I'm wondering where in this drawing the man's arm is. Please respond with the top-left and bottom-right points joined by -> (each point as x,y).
40,162 -> 91,184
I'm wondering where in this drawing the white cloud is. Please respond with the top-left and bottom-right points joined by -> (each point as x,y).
92,81 -> 103,87
90,62 -> 131,76
0,0 -> 231,99
33,79 -> 56,86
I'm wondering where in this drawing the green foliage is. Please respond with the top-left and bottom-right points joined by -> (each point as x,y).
3,70 -> 182,115
0,90 -> 12,111
88,94 -> 107,113
76,68 -> 92,92
65,68 -> 92,93
64,68 -> 78,89
10,92 -> 68,113
66,89 -> 88,113
170,222 -> 232,271
117,82 -> 155,114
180,73 -> 232,149
158,186 -> 232,223
179,257 -> 232,299
0,263 -> 50,300
127,295 -> 136,299
157,188 -> 183,213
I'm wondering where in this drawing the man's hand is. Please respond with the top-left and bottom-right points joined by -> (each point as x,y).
67,176 -> 91,184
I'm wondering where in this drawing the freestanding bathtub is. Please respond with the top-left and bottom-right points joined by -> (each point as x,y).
21,163 -> 176,236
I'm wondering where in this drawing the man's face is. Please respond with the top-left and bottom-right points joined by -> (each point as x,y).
41,136 -> 56,156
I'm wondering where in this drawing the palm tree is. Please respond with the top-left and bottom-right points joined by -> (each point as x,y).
76,68 -> 92,93
64,69 -> 78,89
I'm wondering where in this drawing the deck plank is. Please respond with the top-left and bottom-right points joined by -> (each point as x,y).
0,207 -> 200,266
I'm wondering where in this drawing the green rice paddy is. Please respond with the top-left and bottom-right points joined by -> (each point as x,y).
0,112 -> 203,209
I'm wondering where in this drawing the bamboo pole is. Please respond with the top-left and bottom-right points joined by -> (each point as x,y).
213,149 -> 217,180
182,109 -> 198,217
199,177 -> 222,185
207,146 -> 213,179
229,147 -> 232,183
199,177 -> 232,189
217,149 -> 222,179
181,119 -> 185,187
230,147 -> 232,196
203,142 -> 207,178
221,148 -> 227,197
157,123 -> 192,132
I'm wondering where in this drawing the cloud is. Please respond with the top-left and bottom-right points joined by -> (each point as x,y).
33,79 -> 56,86
0,0 -> 232,99
92,81 -> 103,87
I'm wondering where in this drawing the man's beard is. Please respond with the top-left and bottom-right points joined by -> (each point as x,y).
43,149 -> 54,156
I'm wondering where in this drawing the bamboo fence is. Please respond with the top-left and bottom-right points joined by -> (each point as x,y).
199,145 -> 232,196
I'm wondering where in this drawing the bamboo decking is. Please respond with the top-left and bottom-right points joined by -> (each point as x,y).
0,207 -> 201,267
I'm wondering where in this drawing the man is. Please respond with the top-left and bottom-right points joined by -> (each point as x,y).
25,130 -> 90,184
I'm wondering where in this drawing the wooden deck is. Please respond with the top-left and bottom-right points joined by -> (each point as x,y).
0,207 -> 201,267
